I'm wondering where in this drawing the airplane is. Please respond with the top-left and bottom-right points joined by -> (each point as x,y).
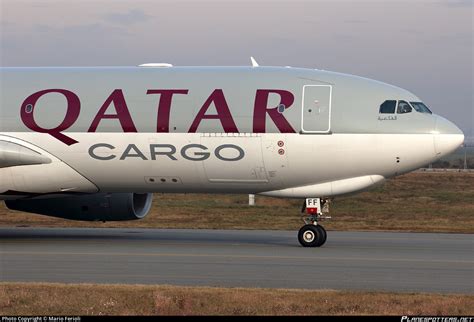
0,58 -> 464,247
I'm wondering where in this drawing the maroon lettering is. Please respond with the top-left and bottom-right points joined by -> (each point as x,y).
253,89 -> 295,133
20,89 -> 80,145
147,89 -> 188,132
88,89 -> 137,132
189,89 -> 238,133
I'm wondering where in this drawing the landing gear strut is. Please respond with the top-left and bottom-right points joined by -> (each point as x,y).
298,198 -> 331,247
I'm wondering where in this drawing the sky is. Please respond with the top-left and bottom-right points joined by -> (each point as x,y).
1,0 -> 472,138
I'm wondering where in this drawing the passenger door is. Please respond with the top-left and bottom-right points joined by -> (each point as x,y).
301,85 -> 332,133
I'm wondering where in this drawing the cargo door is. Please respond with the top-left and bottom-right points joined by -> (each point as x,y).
201,134 -> 268,183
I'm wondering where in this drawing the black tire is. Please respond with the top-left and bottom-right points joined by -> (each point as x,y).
298,224 -> 322,247
315,225 -> 327,247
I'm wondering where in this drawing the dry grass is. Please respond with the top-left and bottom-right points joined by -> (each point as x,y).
0,282 -> 472,316
0,172 -> 473,233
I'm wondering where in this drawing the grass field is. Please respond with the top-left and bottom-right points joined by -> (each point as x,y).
1,172 -> 473,232
1,283 -> 472,316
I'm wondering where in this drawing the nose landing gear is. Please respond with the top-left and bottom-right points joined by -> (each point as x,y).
298,224 -> 326,247
298,198 -> 331,247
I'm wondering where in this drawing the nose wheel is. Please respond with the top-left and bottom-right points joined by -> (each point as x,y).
298,198 -> 330,247
298,224 -> 327,247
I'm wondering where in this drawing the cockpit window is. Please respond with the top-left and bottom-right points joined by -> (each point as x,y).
397,100 -> 412,114
379,100 -> 396,114
410,102 -> 432,114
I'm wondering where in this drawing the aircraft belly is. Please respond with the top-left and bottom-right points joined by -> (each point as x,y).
1,133 -> 287,193
0,132 -> 438,196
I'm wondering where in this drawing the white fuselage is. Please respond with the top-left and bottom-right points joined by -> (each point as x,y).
0,66 -> 464,200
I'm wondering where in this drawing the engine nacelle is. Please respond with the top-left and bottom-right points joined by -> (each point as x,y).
5,193 -> 153,221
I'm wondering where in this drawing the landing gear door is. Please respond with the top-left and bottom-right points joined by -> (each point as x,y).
301,85 -> 332,133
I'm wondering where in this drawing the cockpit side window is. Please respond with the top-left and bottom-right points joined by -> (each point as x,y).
410,102 -> 432,114
397,100 -> 412,114
379,100 -> 396,114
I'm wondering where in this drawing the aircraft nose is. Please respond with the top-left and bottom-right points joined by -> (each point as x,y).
433,116 -> 464,157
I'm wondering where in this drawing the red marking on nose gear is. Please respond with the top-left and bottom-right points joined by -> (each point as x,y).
306,207 -> 318,214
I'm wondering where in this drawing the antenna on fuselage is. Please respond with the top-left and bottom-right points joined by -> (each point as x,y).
250,57 -> 259,67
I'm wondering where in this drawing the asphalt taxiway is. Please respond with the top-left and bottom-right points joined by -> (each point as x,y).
0,227 -> 472,293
